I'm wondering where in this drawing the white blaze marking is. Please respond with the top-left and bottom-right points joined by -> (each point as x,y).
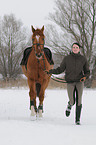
36,35 -> 40,43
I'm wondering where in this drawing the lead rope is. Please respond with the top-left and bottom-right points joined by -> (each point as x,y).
33,41 -> 75,83
51,74 -> 67,83
36,55 -> 69,83
36,60 -> 69,83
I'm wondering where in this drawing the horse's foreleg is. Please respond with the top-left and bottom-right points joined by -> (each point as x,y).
38,79 -> 49,117
38,90 -> 44,117
38,88 -> 46,118
28,79 -> 37,119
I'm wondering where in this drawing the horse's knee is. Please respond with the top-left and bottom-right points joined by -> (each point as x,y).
29,90 -> 36,97
29,87 -> 36,100
39,93 -> 44,105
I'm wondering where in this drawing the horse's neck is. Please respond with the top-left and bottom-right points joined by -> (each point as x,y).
31,47 -> 36,58
30,46 -> 48,64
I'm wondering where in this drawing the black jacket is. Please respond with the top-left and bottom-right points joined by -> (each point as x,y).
49,52 -> 90,82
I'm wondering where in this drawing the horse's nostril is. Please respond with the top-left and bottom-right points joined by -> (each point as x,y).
37,43 -> 40,46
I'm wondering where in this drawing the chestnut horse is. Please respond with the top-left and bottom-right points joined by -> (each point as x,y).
21,26 -> 53,119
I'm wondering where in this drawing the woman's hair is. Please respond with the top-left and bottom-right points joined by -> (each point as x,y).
72,42 -> 82,48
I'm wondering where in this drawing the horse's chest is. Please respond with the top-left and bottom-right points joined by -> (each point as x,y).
28,60 -> 45,79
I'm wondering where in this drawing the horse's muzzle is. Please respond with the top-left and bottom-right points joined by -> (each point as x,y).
36,53 -> 43,59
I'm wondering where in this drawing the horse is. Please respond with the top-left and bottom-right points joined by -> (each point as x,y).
21,26 -> 53,119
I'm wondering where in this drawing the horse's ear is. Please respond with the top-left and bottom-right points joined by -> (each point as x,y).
41,25 -> 44,32
31,25 -> 35,33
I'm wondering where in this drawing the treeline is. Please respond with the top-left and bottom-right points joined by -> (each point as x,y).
0,14 -> 31,80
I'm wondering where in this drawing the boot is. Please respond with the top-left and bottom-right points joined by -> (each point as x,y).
65,102 -> 72,117
38,104 -> 43,118
30,100 -> 34,110
30,100 -> 37,112
75,104 -> 82,125
38,104 -> 43,113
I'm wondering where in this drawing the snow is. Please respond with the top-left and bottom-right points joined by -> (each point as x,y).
0,88 -> 96,145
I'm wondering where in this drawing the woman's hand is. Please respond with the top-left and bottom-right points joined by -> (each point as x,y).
45,70 -> 52,74
80,77 -> 86,82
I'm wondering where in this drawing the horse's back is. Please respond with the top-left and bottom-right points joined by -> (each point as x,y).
20,47 -> 32,66
44,47 -> 54,65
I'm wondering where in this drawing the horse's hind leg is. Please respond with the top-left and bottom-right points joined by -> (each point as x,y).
28,79 -> 37,119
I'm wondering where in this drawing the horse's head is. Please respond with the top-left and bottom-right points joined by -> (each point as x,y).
32,26 -> 45,59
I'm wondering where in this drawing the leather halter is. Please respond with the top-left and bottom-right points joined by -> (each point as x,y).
32,38 -> 45,59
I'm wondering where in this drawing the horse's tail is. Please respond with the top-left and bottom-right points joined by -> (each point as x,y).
36,83 -> 41,97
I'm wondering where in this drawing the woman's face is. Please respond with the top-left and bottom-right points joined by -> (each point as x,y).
72,44 -> 80,54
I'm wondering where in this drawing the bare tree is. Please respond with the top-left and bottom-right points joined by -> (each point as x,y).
46,0 -> 96,87
0,14 -> 28,80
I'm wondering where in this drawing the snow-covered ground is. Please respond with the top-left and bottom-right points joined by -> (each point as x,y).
0,88 -> 96,145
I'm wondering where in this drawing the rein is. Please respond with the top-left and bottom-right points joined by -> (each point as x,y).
51,77 -> 68,83
37,55 -> 46,71
32,38 -> 79,84
51,74 -> 67,83
33,47 -> 69,83
50,74 -> 80,83
32,45 -> 79,83
34,52 -> 79,83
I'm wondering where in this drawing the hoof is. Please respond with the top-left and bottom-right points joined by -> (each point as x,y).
38,105 -> 43,118
30,106 -> 36,120
30,115 -> 36,121
38,109 -> 43,118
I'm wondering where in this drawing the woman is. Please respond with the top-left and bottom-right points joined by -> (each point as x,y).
48,42 -> 90,125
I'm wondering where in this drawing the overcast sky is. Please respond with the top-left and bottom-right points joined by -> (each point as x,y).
0,0 -> 55,29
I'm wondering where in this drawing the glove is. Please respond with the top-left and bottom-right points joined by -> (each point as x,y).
80,77 -> 86,82
45,69 -> 53,74
44,70 -> 49,74
49,69 -> 54,74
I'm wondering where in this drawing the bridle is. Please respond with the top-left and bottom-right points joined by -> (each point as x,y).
32,36 -> 46,70
32,38 -> 45,59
